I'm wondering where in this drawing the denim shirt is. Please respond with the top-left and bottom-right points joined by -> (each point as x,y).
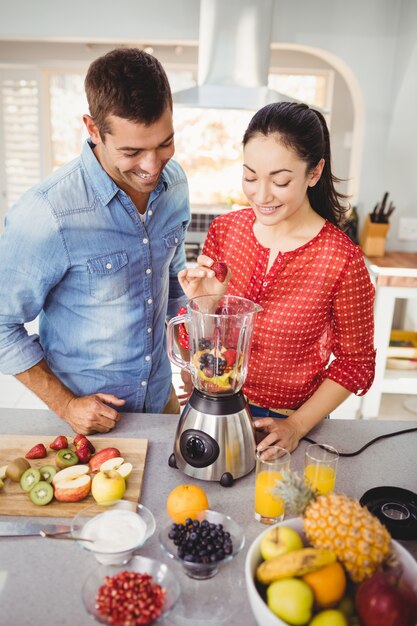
0,140 -> 190,413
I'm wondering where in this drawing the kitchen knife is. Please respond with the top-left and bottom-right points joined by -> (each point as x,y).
0,521 -> 71,537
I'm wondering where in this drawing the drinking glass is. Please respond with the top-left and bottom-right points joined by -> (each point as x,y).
304,443 -> 339,495
254,446 -> 291,524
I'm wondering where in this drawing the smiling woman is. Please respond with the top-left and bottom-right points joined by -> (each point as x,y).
178,101 -> 376,454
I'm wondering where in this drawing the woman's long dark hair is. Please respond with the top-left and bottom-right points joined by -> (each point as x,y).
243,102 -> 348,226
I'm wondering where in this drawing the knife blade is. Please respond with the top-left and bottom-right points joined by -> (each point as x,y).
0,521 -> 71,537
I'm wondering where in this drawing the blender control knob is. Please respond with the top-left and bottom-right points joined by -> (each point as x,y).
186,436 -> 205,459
179,429 -> 220,468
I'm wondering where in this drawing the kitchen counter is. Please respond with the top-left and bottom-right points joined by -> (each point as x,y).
0,409 -> 416,626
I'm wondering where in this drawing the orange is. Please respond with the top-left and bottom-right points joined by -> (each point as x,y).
302,561 -> 347,608
166,484 -> 209,524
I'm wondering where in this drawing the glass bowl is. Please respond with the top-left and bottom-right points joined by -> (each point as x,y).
159,509 -> 245,580
72,500 -> 156,565
82,555 -> 180,625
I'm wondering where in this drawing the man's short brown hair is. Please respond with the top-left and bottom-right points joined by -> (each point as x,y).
85,47 -> 173,138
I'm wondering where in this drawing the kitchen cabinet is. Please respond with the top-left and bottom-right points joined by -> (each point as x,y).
361,252 -> 417,418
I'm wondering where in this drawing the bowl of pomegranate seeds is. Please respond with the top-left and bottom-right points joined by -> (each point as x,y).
82,555 -> 180,625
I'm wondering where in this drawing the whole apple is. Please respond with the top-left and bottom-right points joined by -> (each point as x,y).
356,569 -> 417,626
92,470 -> 126,504
309,609 -> 348,626
260,525 -> 304,561
267,578 -> 314,625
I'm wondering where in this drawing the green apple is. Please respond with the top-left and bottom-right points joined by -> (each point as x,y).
92,470 -> 126,504
260,525 -> 304,561
309,609 -> 348,626
267,578 -> 314,625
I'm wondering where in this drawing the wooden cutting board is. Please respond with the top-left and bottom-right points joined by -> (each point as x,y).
0,435 -> 148,518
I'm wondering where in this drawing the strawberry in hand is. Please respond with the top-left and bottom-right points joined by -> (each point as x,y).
211,261 -> 228,283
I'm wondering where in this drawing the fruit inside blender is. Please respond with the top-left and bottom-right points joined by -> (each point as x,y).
192,337 -> 242,394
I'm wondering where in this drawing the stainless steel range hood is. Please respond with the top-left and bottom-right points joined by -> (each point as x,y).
173,0 -> 295,110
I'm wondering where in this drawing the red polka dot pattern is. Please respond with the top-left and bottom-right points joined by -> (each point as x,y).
202,209 -> 376,410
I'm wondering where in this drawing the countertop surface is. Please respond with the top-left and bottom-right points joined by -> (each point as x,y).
1,409 -> 417,626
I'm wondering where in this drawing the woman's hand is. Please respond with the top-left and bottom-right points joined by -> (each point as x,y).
254,417 -> 303,454
178,255 -> 230,300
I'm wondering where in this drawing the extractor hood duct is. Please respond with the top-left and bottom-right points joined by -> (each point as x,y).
173,0 -> 296,109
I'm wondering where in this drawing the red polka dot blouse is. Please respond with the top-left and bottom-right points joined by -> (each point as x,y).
202,209 -> 376,410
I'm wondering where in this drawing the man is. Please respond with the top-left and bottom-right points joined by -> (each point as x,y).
0,48 -> 190,434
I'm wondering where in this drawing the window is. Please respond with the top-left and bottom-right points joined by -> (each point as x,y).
49,72 -> 88,169
0,72 -> 41,212
0,56 -> 333,222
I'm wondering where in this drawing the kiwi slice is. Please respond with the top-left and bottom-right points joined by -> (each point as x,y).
39,465 -> 57,484
6,457 -> 30,482
29,480 -> 54,506
55,448 -> 78,469
20,467 -> 41,492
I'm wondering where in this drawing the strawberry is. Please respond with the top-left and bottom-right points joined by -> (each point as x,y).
50,435 -> 68,451
76,443 -> 92,463
25,443 -> 47,459
211,261 -> 228,283
74,435 -> 95,453
223,348 -> 237,367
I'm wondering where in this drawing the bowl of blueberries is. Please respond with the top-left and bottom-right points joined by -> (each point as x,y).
159,509 -> 245,580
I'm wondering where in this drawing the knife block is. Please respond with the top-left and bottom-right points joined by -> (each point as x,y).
359,214 -> 390,257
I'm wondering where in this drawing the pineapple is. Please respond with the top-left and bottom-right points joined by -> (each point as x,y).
275,470 -> 392,583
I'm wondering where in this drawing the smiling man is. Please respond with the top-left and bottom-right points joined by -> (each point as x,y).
0,48 -> 190,434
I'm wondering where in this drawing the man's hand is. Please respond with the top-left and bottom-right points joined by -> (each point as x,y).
62,394 -> 125,435
178,255 -> 231,300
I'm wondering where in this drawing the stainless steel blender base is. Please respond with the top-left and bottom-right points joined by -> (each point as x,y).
169,389 -> 256,486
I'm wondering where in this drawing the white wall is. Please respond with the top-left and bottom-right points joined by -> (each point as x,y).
0,0 -> 416,251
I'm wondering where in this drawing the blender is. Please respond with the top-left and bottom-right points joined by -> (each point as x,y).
167,295 -> 262,486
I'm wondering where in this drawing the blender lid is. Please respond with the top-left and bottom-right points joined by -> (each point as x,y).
360,486 -> 417,540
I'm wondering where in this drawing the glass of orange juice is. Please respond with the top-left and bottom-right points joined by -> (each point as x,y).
304,443 -> 339,495
254,446 -> 291,524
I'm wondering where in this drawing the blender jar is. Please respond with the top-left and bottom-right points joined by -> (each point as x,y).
167,295 -> 262,397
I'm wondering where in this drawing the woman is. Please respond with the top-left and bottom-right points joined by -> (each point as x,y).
178,102 -> 375,453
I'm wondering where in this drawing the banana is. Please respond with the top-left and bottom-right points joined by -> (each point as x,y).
256,547 -> 337,585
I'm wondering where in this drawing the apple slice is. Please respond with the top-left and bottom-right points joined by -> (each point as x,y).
53,464 -> 91,502
89,447 -> 121,473
116,462 -> 133,479
99,457 -> 125,472
52,464 -> 90,486
54,474 -> 91,502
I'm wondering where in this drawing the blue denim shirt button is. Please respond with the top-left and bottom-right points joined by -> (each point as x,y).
147,327 -> 152,333
106,263 -> 112,269
145,355 -> 151,361
141,380 -> 147,387
148,210 -> 153,216
143,238 -> 148,244
147,298 -> 153,304
146,268 -> 151,274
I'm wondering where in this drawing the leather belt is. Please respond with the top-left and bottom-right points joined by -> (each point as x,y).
249,402 -> 295,416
